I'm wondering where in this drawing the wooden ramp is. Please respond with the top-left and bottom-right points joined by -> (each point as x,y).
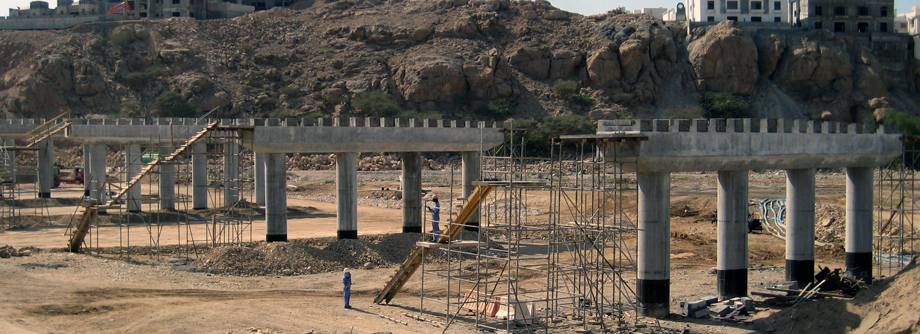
374,185 -> 493,305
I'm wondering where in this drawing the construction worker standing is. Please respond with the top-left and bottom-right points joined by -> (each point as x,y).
426,195 -> 440,240
343,268 -> 352,309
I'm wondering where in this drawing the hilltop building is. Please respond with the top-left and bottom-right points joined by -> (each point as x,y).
682,0 -> 791,23
788,0 -> 895,33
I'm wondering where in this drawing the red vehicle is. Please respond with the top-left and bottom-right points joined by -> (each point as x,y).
55,166 -> 84,187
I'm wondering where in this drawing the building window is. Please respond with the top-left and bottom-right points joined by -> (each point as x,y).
815,6 -> 822,16
774,1 -> 781,10
172,11 -> 180,16
707,1 -> 714,10
727,16 -> 738,21
834,22 -> 845,32
858,6 -> 868,16
835,6 -> 845,16
752,1 -> 762,10
881,22 -> 888,32
172,0 -> 179,4
727,1 -> 738,10
881,7 -> 888,17
140,12 -> 147,17
815,21 -> 822,29
707,16 -> 715,21
751,16 -> 762,22
857,22 -> 869,32
774,16 -> 781,22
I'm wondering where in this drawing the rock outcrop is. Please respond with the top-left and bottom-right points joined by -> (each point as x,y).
688,21 -> 759,95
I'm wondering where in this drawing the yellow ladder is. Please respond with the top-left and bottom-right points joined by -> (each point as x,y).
24,111 -> 71,147
374,185 -> 493,305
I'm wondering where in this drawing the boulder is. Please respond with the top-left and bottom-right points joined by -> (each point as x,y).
394,55 -> 469,103
509,47 -> 550,80
543,10 -> 569,20
756,33 -> 787,77
586,44 -> 621,88
549,50 -> 583,79
619,39 -> 648,84
687,21 -> 759,95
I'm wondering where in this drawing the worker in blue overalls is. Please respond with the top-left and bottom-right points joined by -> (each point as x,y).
343,268 -> 352,309
426,195 -> 440,241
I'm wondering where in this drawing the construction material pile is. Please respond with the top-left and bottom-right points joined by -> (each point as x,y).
0,245 -> 35,258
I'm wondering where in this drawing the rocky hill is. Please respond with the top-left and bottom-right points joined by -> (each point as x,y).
1,0 -> 918,123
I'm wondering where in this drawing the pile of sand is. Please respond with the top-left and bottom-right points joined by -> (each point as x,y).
765,258 -> 920,334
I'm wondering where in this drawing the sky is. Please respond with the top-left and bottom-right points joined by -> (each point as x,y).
1,0 -> 920,16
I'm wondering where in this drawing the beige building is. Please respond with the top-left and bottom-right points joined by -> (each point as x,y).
789,0 -> 895,33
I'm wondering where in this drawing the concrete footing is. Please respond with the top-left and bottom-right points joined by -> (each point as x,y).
37,140 -> 53,198
846,167 -> 873,283
336,152 -> 358,239
159,146 -> 175,210
717,171 -> 749,299
637,172 -> 670,318
786,168 -> 816,287
265,153 -> 287,242
401,152 -> 422,234
462,151 -> 481,231
125,145 -> 142,212
191,143 -> 207,210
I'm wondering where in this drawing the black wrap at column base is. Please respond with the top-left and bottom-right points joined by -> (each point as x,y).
463,221 -> 480,232
266,234 -> 287,242
636,279 -> 669,318
337,230 -> 358,239
402,226 -> 421,233
38,192 -> 51,198
846,252 -> 873,284
717,269 -> 748,299
785,259 -> 814,287
193,207 -> 207,210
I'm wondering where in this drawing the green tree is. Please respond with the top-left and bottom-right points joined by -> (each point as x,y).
552,80 -> 579,97
154,91 -> 198,117
501,115 -> 595,157
353,90 -> 401,117
700,92 -> 750,118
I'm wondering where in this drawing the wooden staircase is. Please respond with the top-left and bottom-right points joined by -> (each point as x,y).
24,111 -> 71,148
66,121 -> 220,253
373,185 -> 493,305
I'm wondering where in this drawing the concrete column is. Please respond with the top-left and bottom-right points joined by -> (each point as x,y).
254,152 -> 265,206
786,168 -> 816,288
87,144 -> 106,202
125,145 -> 142,212
846,167 -> 873,283
401,152 -> 422,233
462,151 -> 482,231
265,153 -> 287,242
336,152 -> 358,239
82,144 -> 90,195
637,172 -> 670,318
223,140 -> 239,206
159,146 -> 175,210
191,143 -> 207,210
4,139 -> 16,184
37,139 -> 54,198
717,171 -> 749,299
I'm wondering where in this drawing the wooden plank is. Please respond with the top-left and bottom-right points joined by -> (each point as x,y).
68,207 -> 97,253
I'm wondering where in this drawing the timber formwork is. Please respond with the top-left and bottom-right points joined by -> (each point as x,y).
415,129 -> 639,333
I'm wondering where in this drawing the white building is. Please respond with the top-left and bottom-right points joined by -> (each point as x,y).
630,7 -> 668,19
685,0 -> 790,23
899,6 -> 920,35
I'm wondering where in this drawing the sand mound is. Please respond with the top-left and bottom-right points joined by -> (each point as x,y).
766,258 -> 920,334
324,239 -> 389,268
198,242 -> 350,276
376,233 -> 422,263
815,204 -> 846,244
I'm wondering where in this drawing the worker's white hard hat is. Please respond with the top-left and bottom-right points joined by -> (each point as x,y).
344,268 -> 350,274
432,195 -> 438,200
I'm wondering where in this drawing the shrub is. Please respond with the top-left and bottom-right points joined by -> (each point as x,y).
572,95 -> 595,107
552,80 -> 579,97
883,110 -> 920,136
353,90 -> 401,117
663,106 -> 704,119
154,91 -> 198,117
699,92 -> 750,118
256,97 -> 281,114
120,66 -> 166,88
500,115 -> 594,157
485,98 -> 516,118
303,111 -> 325,119
270,108 -> 298,118
279,86 -> 303,98
398,110 -> 443,119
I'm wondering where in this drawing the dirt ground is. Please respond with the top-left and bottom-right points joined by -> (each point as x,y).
0,170 -> 911,333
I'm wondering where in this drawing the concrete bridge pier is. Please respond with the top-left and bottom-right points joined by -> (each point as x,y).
85,144 -> 106,202
462,151 -> 482,231
401,152 -> 422,233
265,153 -> 288,242
159,146 -> 175,210
3,139 -> 15,183
717,171 -> 749,299
786,168 -> 816,288
337,152 -> 358,239
637,172 -> 670,318
846,167 -> 873,283
223,140 -> 239,206
254,152 -> 265,206
125,145 -> 142,212
37,139 -> 54,198
191,143 -> 207,210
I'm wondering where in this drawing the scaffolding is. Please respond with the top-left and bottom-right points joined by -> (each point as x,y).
71,120 -> 255,258
875,136 -> 920,278
415,129 -> 639,333
0,138 -> 49,230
